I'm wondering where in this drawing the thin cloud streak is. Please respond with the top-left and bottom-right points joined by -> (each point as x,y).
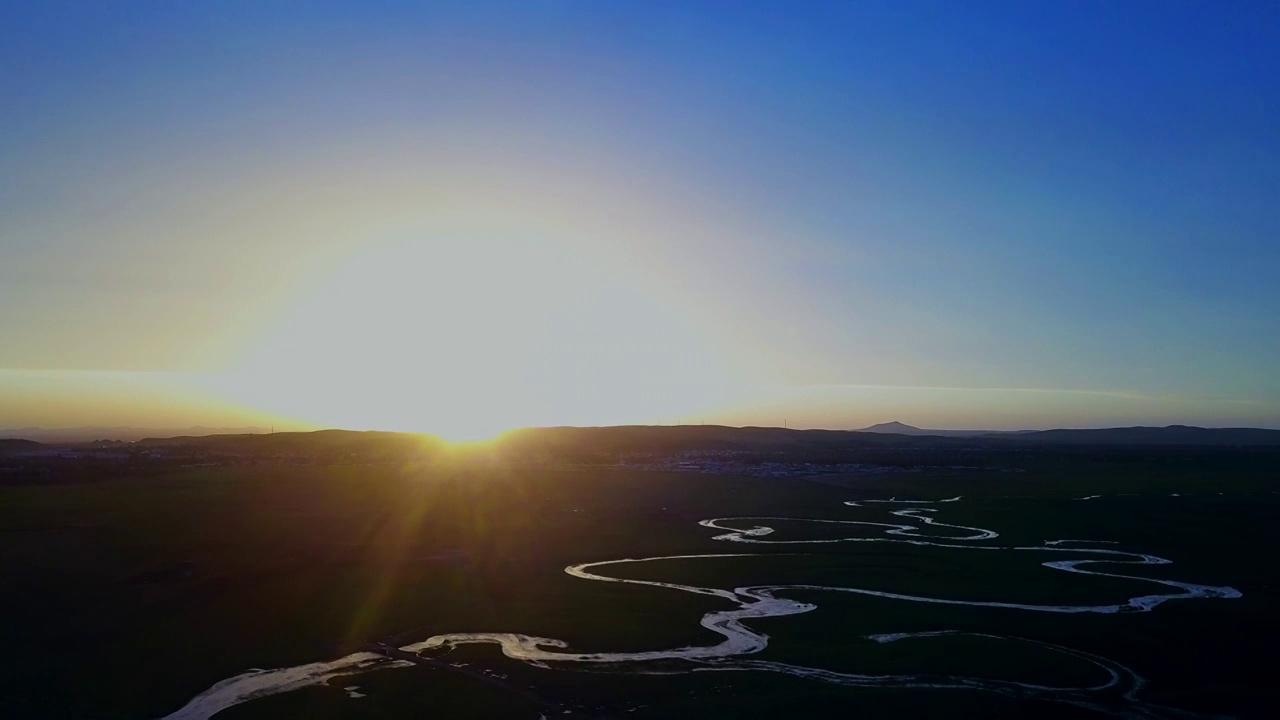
795,384 -> 1264,407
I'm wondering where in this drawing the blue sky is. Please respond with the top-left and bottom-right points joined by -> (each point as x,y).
2,1 -> 1278,433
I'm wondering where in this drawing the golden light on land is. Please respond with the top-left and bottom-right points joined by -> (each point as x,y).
209,235 -> 736,441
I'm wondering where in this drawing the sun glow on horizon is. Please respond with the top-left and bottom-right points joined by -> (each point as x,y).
206,235 -> 738,441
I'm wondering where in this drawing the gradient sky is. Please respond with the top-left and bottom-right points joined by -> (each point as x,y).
3,1 -> 1278,437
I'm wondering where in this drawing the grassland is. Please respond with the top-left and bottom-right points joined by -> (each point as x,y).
1,448 -> 1276,718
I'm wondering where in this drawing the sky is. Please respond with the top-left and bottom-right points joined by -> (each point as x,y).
2,1 -> 1278,439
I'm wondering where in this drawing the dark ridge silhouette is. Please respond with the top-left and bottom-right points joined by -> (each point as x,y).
855,422 -> 1280,446
1007,425 -> 1280,446
494,424 -> 972,456
0,426 -> 269,443
496,423 -> 1280,453
8,424 -> 1278,459
137,429 -> 447,458
0,439 -> 42,455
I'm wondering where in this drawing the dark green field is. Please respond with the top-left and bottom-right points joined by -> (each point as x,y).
1,449 -> 1276,718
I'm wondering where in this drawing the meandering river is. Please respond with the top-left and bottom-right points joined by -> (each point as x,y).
159,496 -> 1240,719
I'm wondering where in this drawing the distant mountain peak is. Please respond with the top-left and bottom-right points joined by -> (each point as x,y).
861,421 -> 923,432
855,421 -> 1018,438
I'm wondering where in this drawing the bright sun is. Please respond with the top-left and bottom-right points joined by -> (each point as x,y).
211,236 -> 734,441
